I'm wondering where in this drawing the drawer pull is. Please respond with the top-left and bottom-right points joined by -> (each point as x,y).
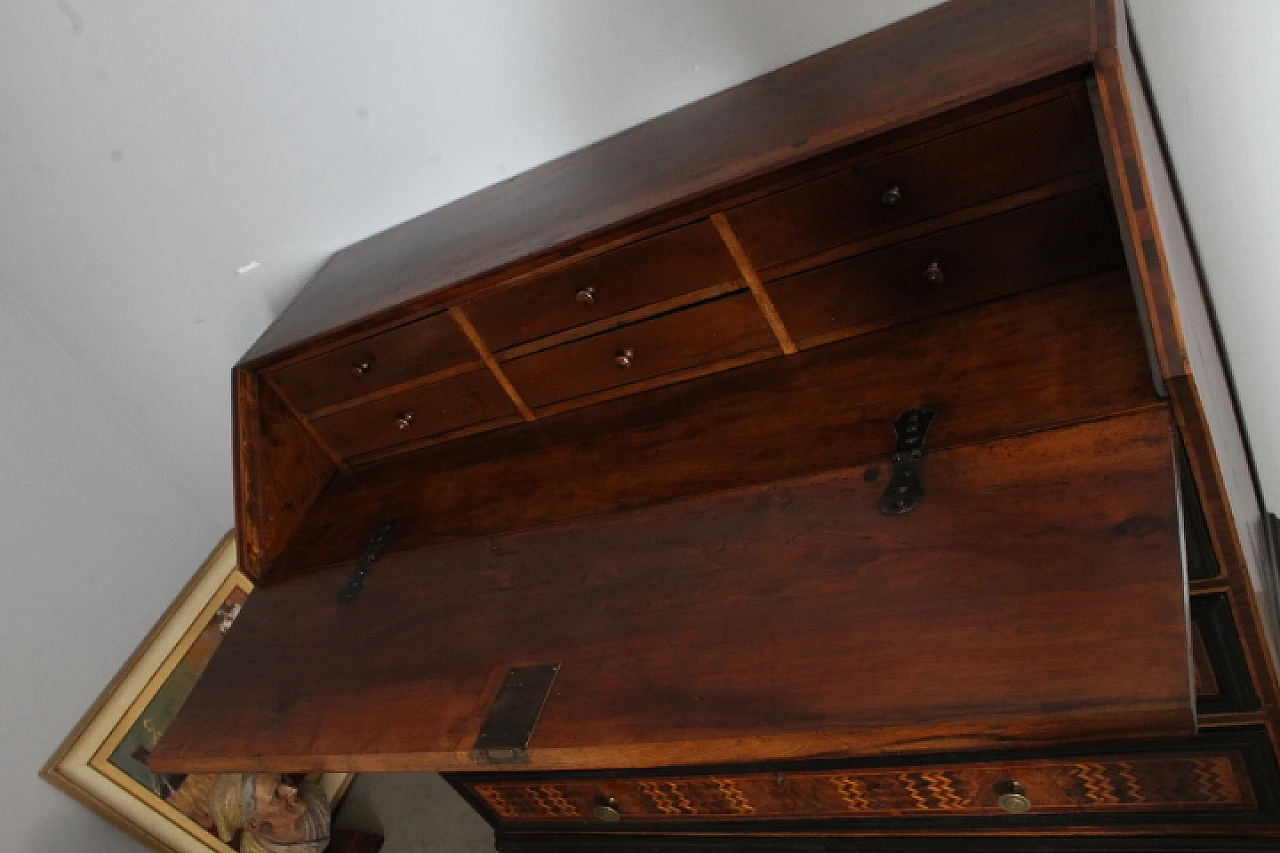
923,261 -> 945,286
575,285 -> 596,305
881,185 -> 903,207
614,348 -> 635,369
350,360 -> 372,378
395,412 -> 415,430
997,781 -> 1031,814
593,796 -> 622,822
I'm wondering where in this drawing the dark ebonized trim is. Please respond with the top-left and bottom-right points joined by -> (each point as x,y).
1180,441 -> 1220,581
1192,593 -> 1261,714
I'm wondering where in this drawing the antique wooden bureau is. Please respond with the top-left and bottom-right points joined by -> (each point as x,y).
152,0 -> 1280,849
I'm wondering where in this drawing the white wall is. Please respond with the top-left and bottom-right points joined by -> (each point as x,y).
0,280 -> 223,852
1128,0 -> 1280,504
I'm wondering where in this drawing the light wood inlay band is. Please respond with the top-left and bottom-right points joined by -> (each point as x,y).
449,307 -> 537,422
711,213 -> 797,355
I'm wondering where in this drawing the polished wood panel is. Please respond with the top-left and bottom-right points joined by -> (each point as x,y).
768,189 -> 1123,349
152,408 -> 1188,774
466,220 -> 741,354
310,366 -> 519,460
236,372 -> 338,581
272,274 -> 1157,576
268,312 -> 478,415
242,0 -> 1102,361
726,94 -> 1093,274
502,292 -> 779,411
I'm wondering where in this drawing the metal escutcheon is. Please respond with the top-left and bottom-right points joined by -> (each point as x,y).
881,185 -> 903,207
396,412 -> 415,430
614,348 -> 634,369
576,285 -> 596,305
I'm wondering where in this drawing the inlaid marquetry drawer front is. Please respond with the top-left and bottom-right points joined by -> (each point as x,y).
764,188 -> 1124,350
501,292 -> 780,412
464,219 -> 743,355
722,92 -> 1094,276
268,311 -> 478,415
1192,593 -> 1261,715
310,366 -> 518,460
459,730 -> 1280,830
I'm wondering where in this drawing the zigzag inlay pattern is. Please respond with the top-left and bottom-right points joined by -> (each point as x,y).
469,751 -> 1255,822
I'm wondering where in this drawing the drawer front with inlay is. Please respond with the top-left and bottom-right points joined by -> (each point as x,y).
310,367 -> 518,460
458,729 -> 1279,831
765,188 -> 1124,350
722,93 -> 1094,276
465,220 -> 743,354
502,292 -> 780,411
268,312 -> 478,415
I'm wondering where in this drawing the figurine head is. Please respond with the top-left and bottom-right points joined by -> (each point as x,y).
210,773 -> 330,853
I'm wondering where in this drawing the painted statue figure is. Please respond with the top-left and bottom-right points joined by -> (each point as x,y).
169,772 -> 330,852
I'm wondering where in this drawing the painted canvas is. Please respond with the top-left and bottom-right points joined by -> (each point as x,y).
107,587 -> 248,801
41,533 -> 352,853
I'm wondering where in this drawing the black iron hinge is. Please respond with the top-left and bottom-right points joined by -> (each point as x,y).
878,408 -> 936,516
337,520 -> 398,603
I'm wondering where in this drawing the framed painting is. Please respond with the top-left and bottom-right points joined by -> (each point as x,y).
41,532 -> 352,853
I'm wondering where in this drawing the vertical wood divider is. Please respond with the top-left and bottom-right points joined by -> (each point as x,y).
711,213 -> 798,355
450,306 -> 537,421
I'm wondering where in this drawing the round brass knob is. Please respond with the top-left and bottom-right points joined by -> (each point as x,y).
395,412 -> 415,430
923,261 -> 945,285
997,781 -> 1031,814
350,360 -> 372,378
593,796 -> 621,822
881,185 -> 903,207
576,285 -> 596,305
614,348 -> 634,369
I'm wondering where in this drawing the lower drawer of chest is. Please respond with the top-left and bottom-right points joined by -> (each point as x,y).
453,728 -> 1280,832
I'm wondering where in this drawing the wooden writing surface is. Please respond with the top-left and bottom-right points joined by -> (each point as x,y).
153,408 -> 1190,774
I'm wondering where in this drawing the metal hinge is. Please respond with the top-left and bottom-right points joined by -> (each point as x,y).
337,520 -> 398,603
878,408 -> 936,516
473,664 -> 561,765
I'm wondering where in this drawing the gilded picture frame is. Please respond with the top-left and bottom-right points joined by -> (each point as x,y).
40,532 -> 352,852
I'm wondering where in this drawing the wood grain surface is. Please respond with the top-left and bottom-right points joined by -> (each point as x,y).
241,0 -> 1101,362
152,407 -> 1188,773
270,273 -> 1157,577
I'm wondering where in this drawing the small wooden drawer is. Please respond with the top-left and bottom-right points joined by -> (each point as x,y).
765,188 -> 1124,349
459,729 -> 1278,830
723,93 -> 1094,276
1192,594 -> 1260,715
310,367 -> 517,460
464,220 -> 742,354
268,312 -> 478,415
502,292 -> 780,411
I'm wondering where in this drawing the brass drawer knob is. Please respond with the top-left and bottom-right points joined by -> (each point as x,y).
614,348 -> 634,369
350,360 -> 372,378
997,781 -> 1031,814
395,412 -> 415,430
881,185 -> 903,207
593,796 -> 621,822
576,285 -> 596,305
923,261 -> 945,285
